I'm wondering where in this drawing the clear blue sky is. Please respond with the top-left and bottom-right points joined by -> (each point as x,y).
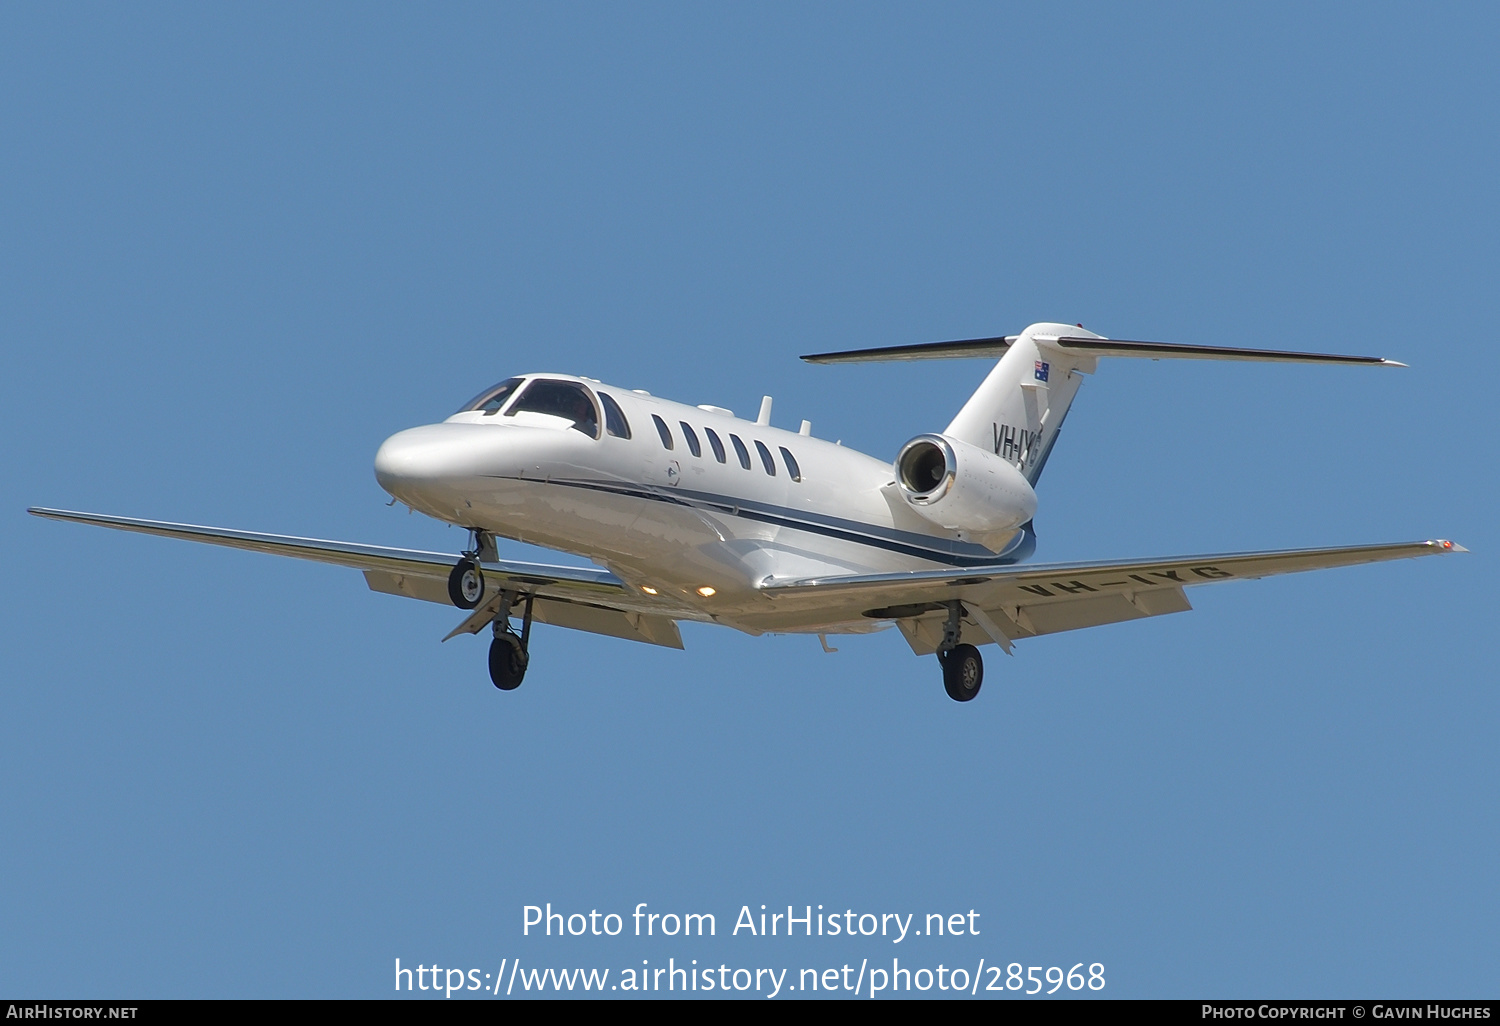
2,2 -> 1494,999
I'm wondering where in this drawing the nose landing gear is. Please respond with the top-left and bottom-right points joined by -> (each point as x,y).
488,591 -> 533,691
448,529 -> 498,609
449,558 -> 485,609
937,601 -> 983,702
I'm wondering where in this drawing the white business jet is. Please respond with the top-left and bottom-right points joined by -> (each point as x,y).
30,323 -> 1462,702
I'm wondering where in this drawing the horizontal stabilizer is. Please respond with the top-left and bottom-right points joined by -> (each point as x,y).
802,334 -> 1404,366
1049,336 -> 1405,366
802,336 -> 1017,363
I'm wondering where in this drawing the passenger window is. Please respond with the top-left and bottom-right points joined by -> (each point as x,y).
651,414 -> 674,450
599,392 -> 632,439
679,422 -> 701,458
457,377 -> 524,416
505,379 -> 599,437
754,440 -> 776,475
705,428 -> 726,464
779,446 -> 802,482
730,434 -> 751,470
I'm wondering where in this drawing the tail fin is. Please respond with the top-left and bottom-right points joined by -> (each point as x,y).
944,322 -> 1097,485
803,323 -> 1403,487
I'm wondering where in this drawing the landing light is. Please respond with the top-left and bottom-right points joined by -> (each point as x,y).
697,586 -> 716,597
640,586 -> 658,595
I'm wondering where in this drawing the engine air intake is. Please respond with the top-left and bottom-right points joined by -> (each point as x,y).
892,433 -> 1037,534
896,436 -> 954,501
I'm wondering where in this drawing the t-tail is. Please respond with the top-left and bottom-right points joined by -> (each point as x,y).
804,322 -> 1404,487
943,323 -> 1096,485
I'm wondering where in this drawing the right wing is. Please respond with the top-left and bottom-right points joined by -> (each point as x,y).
28,507 -> 686,649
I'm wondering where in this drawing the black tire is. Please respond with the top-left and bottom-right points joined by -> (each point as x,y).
448,558 -> 485,609
489,632 -> 528,690
941,643 -> 983,702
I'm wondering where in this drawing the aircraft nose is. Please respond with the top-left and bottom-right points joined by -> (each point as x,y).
374,422 -> 542,510
374,421 -> 573,516
373,427 -> 432,495
374,424 -> 490,501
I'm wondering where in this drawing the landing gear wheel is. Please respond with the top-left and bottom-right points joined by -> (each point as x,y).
448,558 -> 485,609
489,632 -> 528,690
940,643 -> 983,702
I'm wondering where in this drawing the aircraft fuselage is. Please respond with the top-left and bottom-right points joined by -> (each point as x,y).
372,375 -> 1033,633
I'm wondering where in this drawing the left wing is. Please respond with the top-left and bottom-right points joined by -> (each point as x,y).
27,507 -> 685,649
762,539 -> 1463,654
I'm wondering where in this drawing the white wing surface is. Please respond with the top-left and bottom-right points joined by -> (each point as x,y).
28,508 -> 684,649
763,539 -> 1463,655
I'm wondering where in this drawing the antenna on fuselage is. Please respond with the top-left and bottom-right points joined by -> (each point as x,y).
756,396 -> 773,426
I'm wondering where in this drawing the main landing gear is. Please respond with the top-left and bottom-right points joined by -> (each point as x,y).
488,591 -> 534,691
937,601 -> 983,702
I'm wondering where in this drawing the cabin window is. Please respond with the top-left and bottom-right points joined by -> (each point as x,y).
505,379 -> 599,437
729,434 -> 751,470
754,440 -> 776,476
705,427 -> 727,463
456,377 -> 524,416
651,414 -> 674,450
679,422 -> 702,458
779,446 -> 802,482
599,392 -> 632,439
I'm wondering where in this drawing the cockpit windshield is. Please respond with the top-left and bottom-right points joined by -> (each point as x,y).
505,379 -> 600,438
456,377 -> 524,416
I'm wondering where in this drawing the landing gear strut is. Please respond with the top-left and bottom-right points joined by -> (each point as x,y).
488,591 -> 533,691
937,601 -> 983,702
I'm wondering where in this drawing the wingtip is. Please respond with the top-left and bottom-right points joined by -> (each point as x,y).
1434,539 -> 1467,553
1381,359 -> 1409,368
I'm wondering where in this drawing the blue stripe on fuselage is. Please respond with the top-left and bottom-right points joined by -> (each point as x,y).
486,474 -> 1034,568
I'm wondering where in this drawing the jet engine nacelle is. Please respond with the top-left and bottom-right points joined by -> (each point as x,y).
894,433 -> 1038,533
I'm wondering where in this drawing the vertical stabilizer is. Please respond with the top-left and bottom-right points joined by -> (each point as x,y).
944,323 -> 1099,484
